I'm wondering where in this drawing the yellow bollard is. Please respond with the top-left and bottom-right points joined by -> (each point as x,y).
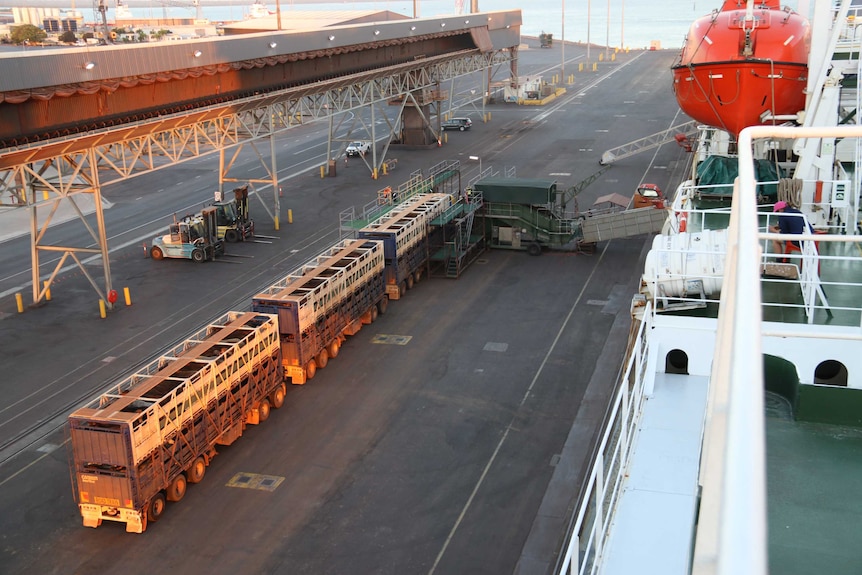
320,165 -> 325,179
274,215 -> 280,230
593,62 -> 598,72
579,62 -> 584,72
612,53 -> 616,61
15,293 -> 23,313
124,287 -> 132,306
288,209 -> 293,224
372,168 -> 378,180
382,163 -> 388,176
43,280 -> 51,301
99,299 -> 107,319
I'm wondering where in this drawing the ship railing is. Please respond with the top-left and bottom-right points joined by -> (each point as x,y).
759,228 -> 862,326
642,225 -> 862,326
836,4 -> 862,44
689,124 -> 862,574
554,300 -> 654,575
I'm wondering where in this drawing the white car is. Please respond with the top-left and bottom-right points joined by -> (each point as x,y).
345,141 -> 371,157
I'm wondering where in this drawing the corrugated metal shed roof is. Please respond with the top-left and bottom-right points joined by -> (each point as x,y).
222,10 -> 410,33
0,11 -> 523,93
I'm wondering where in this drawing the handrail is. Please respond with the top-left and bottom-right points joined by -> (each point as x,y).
555,125 -> 862,575
554,302 -> 653,575
695,124 -> 862,574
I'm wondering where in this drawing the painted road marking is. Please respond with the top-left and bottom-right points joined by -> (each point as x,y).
226,472 -> 285,492
483,342 -> 508,352
371,334 -> 412,345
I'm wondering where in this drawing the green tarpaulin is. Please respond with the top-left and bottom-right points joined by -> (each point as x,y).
696,155 -> 781,198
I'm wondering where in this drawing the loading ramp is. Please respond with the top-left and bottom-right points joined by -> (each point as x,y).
339,160 -> 462,234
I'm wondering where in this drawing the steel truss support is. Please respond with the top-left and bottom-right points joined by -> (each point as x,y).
16,148 -> 113,306
0,48 -> 514,307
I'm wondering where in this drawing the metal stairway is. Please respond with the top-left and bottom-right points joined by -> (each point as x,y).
433,192 -> 485,278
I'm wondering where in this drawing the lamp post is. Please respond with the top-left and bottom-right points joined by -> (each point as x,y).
561,0 -> 565,79
621,0 -> 625,49
605,0 -> 610,61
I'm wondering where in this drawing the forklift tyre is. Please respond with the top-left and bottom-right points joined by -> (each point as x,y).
150,246 -> 164,260
192,249 -> 205,263
527,243 -> 542,256
225,229 -> 240,243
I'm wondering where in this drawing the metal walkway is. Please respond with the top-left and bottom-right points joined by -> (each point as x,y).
599,120 -> 699,165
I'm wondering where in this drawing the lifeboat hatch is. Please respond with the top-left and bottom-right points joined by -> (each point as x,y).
665,349 -> 689,375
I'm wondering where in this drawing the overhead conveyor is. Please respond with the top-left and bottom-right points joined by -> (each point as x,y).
0,12 -> 522,308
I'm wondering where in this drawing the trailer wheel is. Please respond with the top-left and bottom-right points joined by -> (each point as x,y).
166,474 -> 187,502
413,269 -> 423,284
147,493 -> 167,523
398,281 -> 407,297
187,457 -> 206,484
150,246 -> 164,260
377,297 -> 388,315
258,398 -> 271,422
370,305 -> 379,323
328,340 -> 340,359
225,229 -> 239,243
406,274 -> 415,290
270,384 -> 286,409
527,243 -> 542,256
316,348 -> 329,369
305,360 -> 317,381
192,248 -> 205,263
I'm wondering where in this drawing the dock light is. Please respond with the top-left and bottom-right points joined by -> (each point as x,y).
83,61 -> 95,70
374,30 -> 380,35
269,41 -> 277,48
410,26 -> 416,31
469,155 -> 482,174
441,22 -> 446,27
465,19 -> 469,24
328,35 -> 335,41
193,50 -> 202,57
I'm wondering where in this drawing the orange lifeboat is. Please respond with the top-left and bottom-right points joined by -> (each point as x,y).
671,0 -> 810,136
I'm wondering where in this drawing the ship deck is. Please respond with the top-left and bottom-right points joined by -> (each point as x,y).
592,198 -> 862,574
765,401 -> 862,574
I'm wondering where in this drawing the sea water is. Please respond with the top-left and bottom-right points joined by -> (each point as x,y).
112,0 -> 810,52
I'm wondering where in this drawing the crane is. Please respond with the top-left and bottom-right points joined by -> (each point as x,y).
94,0 -> 113,43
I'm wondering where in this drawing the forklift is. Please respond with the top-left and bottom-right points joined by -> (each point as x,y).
150,207 -> 225,262
213,185 -> 254,242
